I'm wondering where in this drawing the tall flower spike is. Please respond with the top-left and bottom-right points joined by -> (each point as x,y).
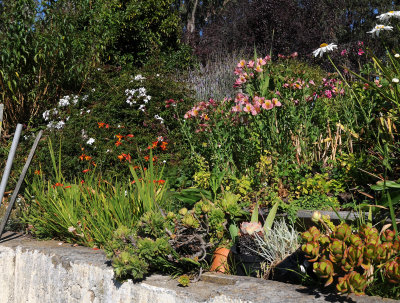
312,43 -> 338,57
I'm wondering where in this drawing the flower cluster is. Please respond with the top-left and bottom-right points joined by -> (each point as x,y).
233,56 -> 271,87
184,98 -> 217,119
42,94 -> 88,129
231,93 -> 281,115
125,87 -> 151,110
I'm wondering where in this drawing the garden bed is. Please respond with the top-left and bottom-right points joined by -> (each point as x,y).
0,232 -> 396,303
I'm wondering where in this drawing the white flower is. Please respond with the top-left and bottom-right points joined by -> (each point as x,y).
86,109 -> 91,114
58,96 -> 70,107
139,104 -> 146,112
81,129 -> 88,139
86,138 -> 95,145
376,11 -> 400,22
312,43 -> 338,57
54,121 -> 65,129
154,115 -> 164,123
367,24 -> 393,37
392,78 -> 399,83
91,88 -> 96,92
72,95 -> 79,105
134,74 -> 146,81
42,110 -> 50,121
395,54 -> 400,58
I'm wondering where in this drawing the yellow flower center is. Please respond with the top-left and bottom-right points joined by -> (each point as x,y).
320,43 -> 328,48
389,11 -> 394,14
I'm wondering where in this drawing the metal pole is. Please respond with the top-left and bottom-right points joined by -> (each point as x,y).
0,123 -> 22,209
0,130 -> 43,238
0,104 -> 3,138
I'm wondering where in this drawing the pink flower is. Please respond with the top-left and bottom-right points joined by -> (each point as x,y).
237,60 -> 246,68
262,99 -> 273,110
275,90 -> 281,96
234,68 -> 243,75
247,60 -> 255,68
257,58 -> 267,66
255,65 -> 263,73
272,98 -> 281,107
324,90 -> 333,99
264,55 -> 271,62
358,49 -> 365,56
309,80 -> 315,86
291,52 -> 298,58
232,104 -> 241,112
340,49 -> 347,56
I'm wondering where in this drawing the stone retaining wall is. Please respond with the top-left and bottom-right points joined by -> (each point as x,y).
0,233 -> 397,303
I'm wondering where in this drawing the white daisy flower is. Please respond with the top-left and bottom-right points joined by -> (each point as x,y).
395,54 -> 400,58
312,43 -> 338,57
392,78 -> 399,83
86,138 -> 95,145
367,24 -> 393,37
376,11 -> 400,22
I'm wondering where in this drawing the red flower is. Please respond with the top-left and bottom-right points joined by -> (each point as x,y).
160,142 -> 168,151
144,155 -> 150,161
152,141 -> 158,148
115,141 -> 122,147
52,183 -> 64,188
126,134 -> 134,138
81,180 -> 85,184
34,170 -> 41,175
115,134 -> 124,140
82,169 -> 90,173
85,155 -> 92,161
98,122 -> 105,128
79,154 -> 86,161
64,186 -> 72,189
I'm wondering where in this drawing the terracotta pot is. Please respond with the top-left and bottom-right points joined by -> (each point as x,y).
210,247 -> 230,273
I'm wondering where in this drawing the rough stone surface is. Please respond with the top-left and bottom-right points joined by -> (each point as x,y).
0,232 -> 398,303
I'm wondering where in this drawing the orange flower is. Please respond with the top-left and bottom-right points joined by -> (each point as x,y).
52,183 -> 64,188
133,166 -> 140,170
152,156 -> 158,162
98,122 -> 105,128
160,142 -> 168,151
126,134 -> 134,138
116,134 -> 124,141
118,154 -> 125,161
115,141 -> 122,147
91,161 -> 96,167
85,155 -> 92,161
82,169 -> 90,173
79,154 -> 86,161
152,141 -> 158,148
34,170 -> 41,175
158,180 -> 166,184
64,186 -> 72,189
125,154 -> 132,162
144,155 -> 150,161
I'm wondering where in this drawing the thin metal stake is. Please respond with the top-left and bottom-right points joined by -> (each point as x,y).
0,104 -> 4,138
0,124 -> 22,209
0,130 -> 43,238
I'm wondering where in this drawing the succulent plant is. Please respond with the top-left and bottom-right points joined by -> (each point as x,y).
313,258 -> 335,286
336,271 -> 368,296
333,223 -> 351,242
328,239 -> 347,263
302,219 -> 400,296
301,241 -> 320,262
301,226 -> 321,242
385,257 -> 400,283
